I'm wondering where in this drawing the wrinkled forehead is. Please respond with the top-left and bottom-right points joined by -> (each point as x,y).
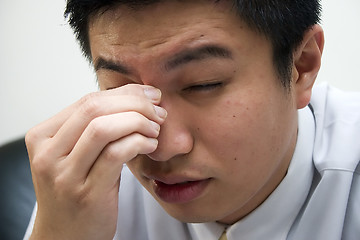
87,0 -> 238,46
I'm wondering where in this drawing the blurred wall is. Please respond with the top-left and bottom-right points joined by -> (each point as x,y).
1,0 -> 360,145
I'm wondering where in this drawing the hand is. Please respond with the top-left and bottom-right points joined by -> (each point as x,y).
25,84 -> 167,240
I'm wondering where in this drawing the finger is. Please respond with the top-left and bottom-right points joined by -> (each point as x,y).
86,133 -> 158,193
25,100 -> 80,158
64,111 -> 160,180
49,92 -> 165,158
46,84 -> 160,137
26,84 -> 161,156
110,84 -> 162,105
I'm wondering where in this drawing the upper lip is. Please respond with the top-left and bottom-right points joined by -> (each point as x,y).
143,173 -> 208,185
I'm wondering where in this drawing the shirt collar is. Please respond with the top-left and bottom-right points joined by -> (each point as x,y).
188,106 -> 315,240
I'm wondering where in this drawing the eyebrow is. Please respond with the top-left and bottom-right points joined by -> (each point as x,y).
94,45 -> 233,75
94,58 -> 132,75
164,45 -> 233,71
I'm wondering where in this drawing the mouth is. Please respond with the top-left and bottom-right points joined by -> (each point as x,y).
151,178 -> 211,204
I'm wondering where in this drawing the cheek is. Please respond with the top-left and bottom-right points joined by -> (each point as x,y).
196,92 -> 294,170
196,97 -> 259,152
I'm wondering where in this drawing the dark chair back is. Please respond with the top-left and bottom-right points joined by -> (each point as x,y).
0,138 -> 36,240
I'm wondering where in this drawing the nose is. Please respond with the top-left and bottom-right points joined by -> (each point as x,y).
146,101 -> 194,161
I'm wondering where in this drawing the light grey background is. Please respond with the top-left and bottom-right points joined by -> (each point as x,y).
1,0 -> 360,145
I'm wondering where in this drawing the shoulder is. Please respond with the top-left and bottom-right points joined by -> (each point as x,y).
310,83 -> 360,172
311,83 -> 360,122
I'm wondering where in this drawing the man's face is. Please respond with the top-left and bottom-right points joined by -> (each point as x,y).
89,0 -> 298,224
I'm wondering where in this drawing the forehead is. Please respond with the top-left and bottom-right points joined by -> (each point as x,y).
87,1 -> 247,56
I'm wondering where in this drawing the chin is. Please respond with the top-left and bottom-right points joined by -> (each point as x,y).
158,201 -> 226,223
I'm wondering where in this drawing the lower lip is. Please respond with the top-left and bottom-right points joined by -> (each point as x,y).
152,179 -> 211,204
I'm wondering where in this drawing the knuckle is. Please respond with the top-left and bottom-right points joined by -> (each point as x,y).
31,150 -> 52,177
25,128 -> 35,143
79,92 -> 102,118
130,134 -> 156,155
126,112 -> 155,135
102,134 -> 148,162
25,126 -> 41,148
102,143 -> 123,162
87,117 -> 109,140
129,112 -> 147,126
132,133 -> 148,149
120,87 -> 155,111
121,83 -> 144,95
123,95 -> 150,113
52,173 -> 68,191
25,125 -> 54,160
133,96 -> 154,113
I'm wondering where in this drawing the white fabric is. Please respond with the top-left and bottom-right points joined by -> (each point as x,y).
24,83 -> 360,240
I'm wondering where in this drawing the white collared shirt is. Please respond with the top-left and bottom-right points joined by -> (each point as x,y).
24,84 -> 360,240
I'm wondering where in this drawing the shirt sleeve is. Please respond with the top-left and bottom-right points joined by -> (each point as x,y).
342,164 -> 360,239
23,202 -> 37,240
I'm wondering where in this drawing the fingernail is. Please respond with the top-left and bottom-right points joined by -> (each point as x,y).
144,87 -> 161,100
149,138 -> 158,147
150,121 -> 160,132
154,105 -> 167,119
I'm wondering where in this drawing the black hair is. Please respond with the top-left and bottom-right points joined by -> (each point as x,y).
64,0 -> 321,88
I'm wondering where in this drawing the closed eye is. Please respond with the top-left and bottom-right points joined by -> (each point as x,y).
184,82 -> 223,92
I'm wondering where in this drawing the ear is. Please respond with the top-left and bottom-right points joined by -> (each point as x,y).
292,24 -> 324,109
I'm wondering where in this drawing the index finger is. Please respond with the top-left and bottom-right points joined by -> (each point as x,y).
26,84 -> 159,150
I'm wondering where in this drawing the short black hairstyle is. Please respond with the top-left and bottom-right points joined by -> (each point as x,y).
64,0 -> 321,88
